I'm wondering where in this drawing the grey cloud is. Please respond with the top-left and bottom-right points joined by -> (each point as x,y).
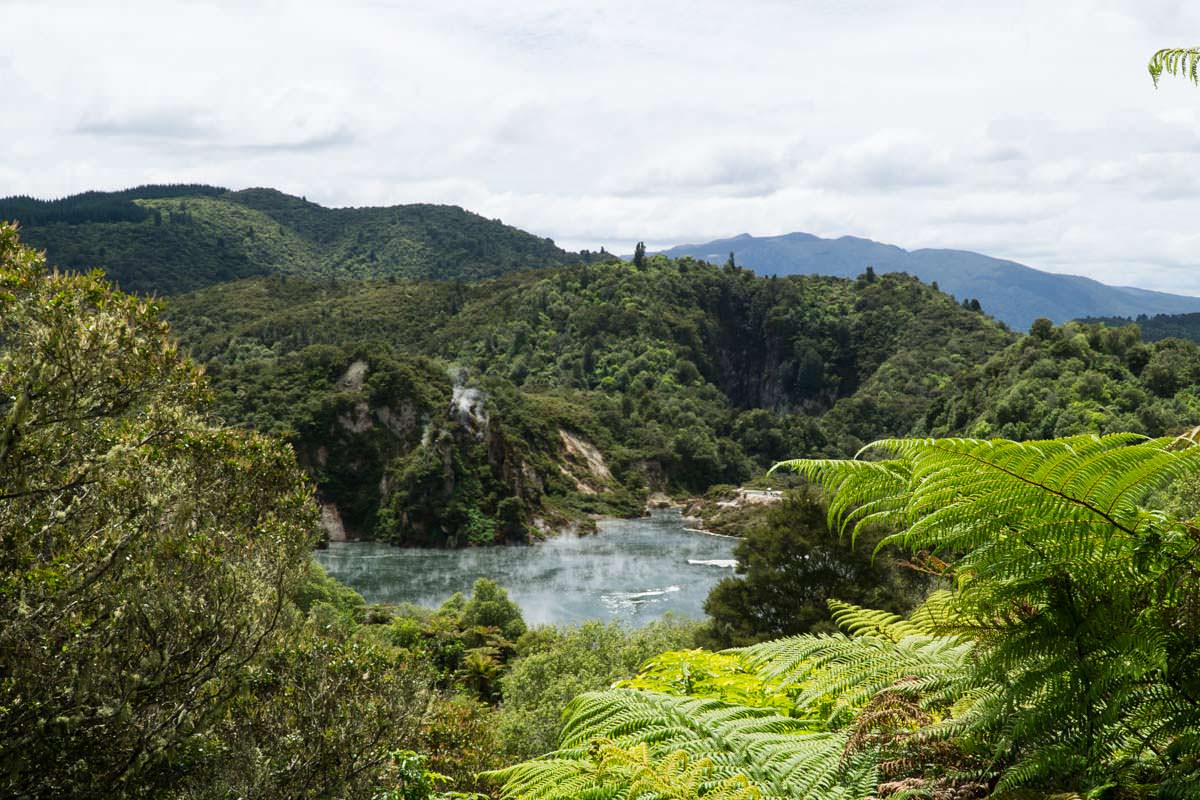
74,109 -> 213,141
221,127 -> 356,154
976,144 -> 1027,164
608,141 -> 796,197
803,134 -> 955,191
74,110 -> 353,154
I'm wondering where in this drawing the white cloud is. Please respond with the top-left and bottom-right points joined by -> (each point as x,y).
801,131 -> 955,190
4,0 -> 1200,292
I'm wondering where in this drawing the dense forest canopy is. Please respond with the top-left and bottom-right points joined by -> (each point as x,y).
155,249 -> 1200,548
159,257 -> 1018,544
1082,311 -> 1200,344
0,185 -> 595,294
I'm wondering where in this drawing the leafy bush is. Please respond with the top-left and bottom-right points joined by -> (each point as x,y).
0,224 -> 495,798
495,618 -> 702,759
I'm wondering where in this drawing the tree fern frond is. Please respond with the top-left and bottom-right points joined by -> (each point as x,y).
522,689 -> 875,800
1150,47 -> 1200,86
788,435 -> 1200,560
737,629 -> 975,729
775,434 -> 1200,792
829,599 -> 934,641
770,458 -> 909,543
485,740 -> 764,800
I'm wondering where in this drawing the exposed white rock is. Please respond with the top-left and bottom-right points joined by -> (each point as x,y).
320,502 -> 348,542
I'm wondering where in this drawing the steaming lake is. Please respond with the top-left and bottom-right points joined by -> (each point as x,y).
313,510 -> 738,626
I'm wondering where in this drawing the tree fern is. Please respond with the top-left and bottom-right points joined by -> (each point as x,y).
489,739 -> 763,800
1150,47 -> 1200,86
495,434 -> 1200,799
487,689 -> 876,800
738,625 -> 975,727
781,434 -> 1200,795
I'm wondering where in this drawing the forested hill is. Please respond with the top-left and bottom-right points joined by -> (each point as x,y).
655,231 -> 1200,330
165,257 -> 1013,544
0,185 -> 591,294
1081,311 -> 1200,343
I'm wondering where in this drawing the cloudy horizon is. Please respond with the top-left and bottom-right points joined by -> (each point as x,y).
4,1 -> 1200,293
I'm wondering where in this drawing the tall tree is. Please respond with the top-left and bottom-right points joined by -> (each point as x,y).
0,222 -> 316,796
702,489 -> 922,647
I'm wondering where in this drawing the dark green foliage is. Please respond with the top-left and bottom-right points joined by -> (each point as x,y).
701,489 -> 925,647
924,318 -> 1200,439
4,185 -> 589,295
0,224 -> 317,796
163,257 -> 1012,539
461,578 -> 528,642
0,224 -> 462,799
1084,310 -> 1200,343
208,341 -> 451,538
377,579 -> 526,700
0,184 -> 225,225
291,560 -> 369,619
184,631 -> 432,800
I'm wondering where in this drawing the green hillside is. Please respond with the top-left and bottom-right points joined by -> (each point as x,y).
1,185 -> 591,294
924,318 -> 1200,439
1081,311 -> 1200,343
165,257 -> 1014,544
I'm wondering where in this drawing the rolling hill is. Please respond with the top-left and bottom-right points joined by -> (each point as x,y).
0,185 -> 591,295
655,232 -> 1200,331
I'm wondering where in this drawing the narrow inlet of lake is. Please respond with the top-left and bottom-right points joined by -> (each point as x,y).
313,510 -> 738,626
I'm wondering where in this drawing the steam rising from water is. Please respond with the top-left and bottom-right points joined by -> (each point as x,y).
314,510 -> 738,626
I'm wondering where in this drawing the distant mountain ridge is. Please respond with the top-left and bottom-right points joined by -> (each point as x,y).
1,185 -> 591,295
654,232 -> 1200,330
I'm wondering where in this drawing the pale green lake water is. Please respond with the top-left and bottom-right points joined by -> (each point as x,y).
314,510 -> 738,626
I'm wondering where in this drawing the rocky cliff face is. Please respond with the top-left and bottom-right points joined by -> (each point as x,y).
299,356 -> 625,546
300,358 -> 436,541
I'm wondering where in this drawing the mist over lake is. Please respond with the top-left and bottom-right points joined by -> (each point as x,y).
314,510 -> 737,626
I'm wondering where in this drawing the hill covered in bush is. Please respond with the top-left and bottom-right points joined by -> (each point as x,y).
163,256 -> 1015,544
1082,310 -> 1200,344
1,185 -> 594,294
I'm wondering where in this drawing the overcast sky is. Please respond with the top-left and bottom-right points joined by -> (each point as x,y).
4,0 -> 1200,291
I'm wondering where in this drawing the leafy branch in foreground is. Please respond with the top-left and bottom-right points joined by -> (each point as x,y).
0,223 -> 437,799
1150,47 -> 1200,86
